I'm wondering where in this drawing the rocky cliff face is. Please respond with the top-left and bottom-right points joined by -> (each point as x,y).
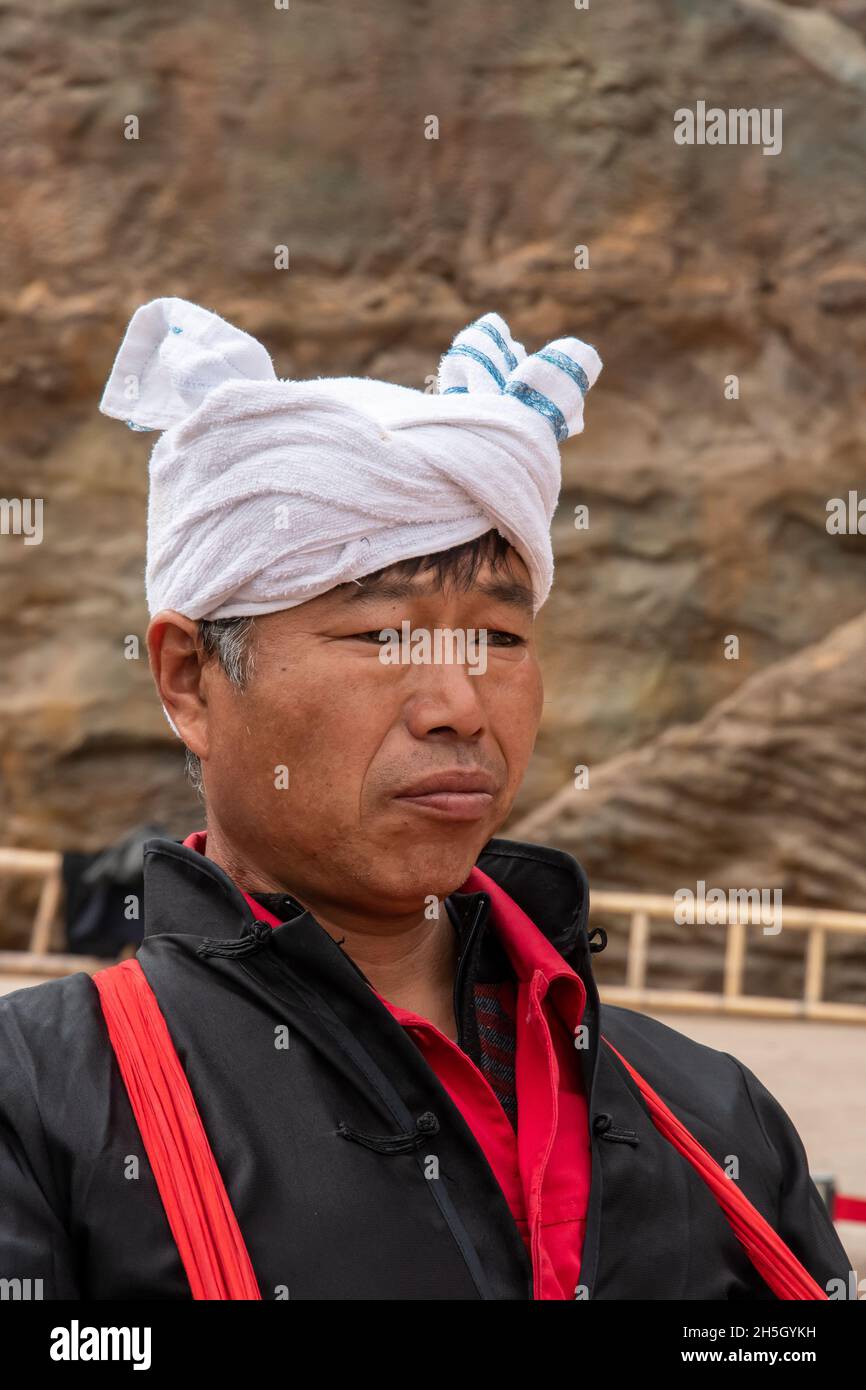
512,612 -> 866,1001
1,1 -> 865,959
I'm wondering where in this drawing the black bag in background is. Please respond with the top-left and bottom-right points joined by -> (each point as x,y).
61,824 -> 165,956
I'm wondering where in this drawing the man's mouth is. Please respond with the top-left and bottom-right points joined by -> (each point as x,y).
392,770 -> 497,822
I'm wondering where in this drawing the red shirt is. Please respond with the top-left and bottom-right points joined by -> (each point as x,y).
184,832 -> 592,1299
364,926 -> 592,1300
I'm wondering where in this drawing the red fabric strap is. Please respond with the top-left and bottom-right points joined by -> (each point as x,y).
94,871 -> 829,1301
453,867 -> 828,1301
458,866 -> 827,1302
93,959 -> 261,1301
601,1034 -> 827,1300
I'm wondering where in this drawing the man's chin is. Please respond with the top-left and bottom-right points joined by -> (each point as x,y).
371,828 -> 494,904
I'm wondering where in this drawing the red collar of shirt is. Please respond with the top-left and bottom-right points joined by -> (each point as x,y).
182,830 -> 586,1031
182,828 -> 591,1299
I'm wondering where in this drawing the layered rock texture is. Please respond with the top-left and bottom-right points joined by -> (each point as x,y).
1,1 -> 865,980
513,613 -> 866,1001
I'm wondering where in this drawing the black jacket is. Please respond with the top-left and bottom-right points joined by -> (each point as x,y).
0,836 -> 853,1300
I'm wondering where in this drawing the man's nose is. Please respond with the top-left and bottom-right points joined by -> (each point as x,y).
402,659 -> 487,740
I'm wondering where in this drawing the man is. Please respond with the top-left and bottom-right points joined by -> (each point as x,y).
0,299 -> 853,1300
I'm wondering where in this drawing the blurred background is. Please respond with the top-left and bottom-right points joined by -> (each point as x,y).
0,0 -> 864,1276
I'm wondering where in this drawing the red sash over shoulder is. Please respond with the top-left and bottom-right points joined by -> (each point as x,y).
602,1034 -> 826,1301
93,959 -> 261,1300
462,867 -> 827,1302
94,872 -> 827,1301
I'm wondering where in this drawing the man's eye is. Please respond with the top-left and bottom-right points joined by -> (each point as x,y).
343,629 -> 527,646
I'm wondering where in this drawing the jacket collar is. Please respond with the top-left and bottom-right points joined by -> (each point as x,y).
140,832 -> 592,972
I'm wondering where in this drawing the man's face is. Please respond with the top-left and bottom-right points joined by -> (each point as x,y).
197,548 -> 543,919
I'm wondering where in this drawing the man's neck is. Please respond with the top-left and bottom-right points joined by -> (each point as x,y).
203,825 -> 461,1041
329,907 -> 460,1040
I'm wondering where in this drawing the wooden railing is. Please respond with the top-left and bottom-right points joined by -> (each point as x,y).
2,848 -> 866,1021
592,890 -> 866,1024
0,848 -> 109,977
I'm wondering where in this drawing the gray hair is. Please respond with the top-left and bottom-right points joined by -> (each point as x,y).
184,616 -> 257,795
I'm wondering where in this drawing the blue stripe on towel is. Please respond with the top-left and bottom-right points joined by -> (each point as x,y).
503,380 -> 567,441
442,343 -> 507,389
536,347 -> 590,396
475,320 -> 519,373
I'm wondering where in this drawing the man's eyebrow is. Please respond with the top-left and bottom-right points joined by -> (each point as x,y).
474,578 -> 535,616
339,576 -> 535,616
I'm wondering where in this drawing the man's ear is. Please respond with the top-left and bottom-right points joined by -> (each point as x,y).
146,611 -> 209,758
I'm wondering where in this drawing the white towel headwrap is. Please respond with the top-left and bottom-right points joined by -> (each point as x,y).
98,297 -> 602,620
